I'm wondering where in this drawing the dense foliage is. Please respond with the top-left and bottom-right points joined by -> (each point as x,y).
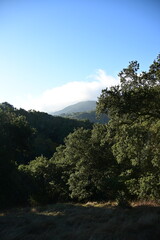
96,55 -> 160,202
0,105 -> 92,207
0,55 -> 160,208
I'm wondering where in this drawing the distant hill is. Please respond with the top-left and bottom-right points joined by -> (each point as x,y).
61,111 -> 109,124
52,101 -> 109,124
52,101 -> 96,115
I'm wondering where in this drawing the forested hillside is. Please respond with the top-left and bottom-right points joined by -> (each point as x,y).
60,110 -> 109,124
0,55 -> 160,208
0,105 -> 92,207
0,104 -> 92,162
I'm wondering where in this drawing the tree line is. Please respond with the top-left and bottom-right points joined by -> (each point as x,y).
0,55 -> 160,208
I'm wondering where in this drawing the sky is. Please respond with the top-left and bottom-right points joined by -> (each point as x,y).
0,0 -> 160,112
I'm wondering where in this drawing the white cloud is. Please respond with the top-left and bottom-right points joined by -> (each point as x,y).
21,69 -> 119,113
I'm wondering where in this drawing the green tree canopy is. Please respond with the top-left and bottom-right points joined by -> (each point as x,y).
97,54 -> 160,200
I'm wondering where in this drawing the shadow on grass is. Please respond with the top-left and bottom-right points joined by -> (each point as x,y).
0,203 -> 160,240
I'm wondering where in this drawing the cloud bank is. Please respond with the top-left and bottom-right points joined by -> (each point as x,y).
22,69 -> 119,113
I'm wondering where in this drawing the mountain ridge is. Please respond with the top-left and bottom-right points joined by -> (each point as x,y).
52,101 -> 97,115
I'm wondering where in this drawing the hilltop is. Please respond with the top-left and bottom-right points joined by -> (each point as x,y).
52,101 -> 97,115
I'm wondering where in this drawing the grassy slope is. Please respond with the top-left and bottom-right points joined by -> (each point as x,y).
0,202 -> 160,240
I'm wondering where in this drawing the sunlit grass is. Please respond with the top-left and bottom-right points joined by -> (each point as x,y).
0,202 -> 160,240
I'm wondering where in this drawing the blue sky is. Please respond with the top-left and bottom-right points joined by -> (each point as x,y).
0,0 -> 160,112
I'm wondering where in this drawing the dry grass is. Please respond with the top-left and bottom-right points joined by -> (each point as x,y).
0,202 -> 160,240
